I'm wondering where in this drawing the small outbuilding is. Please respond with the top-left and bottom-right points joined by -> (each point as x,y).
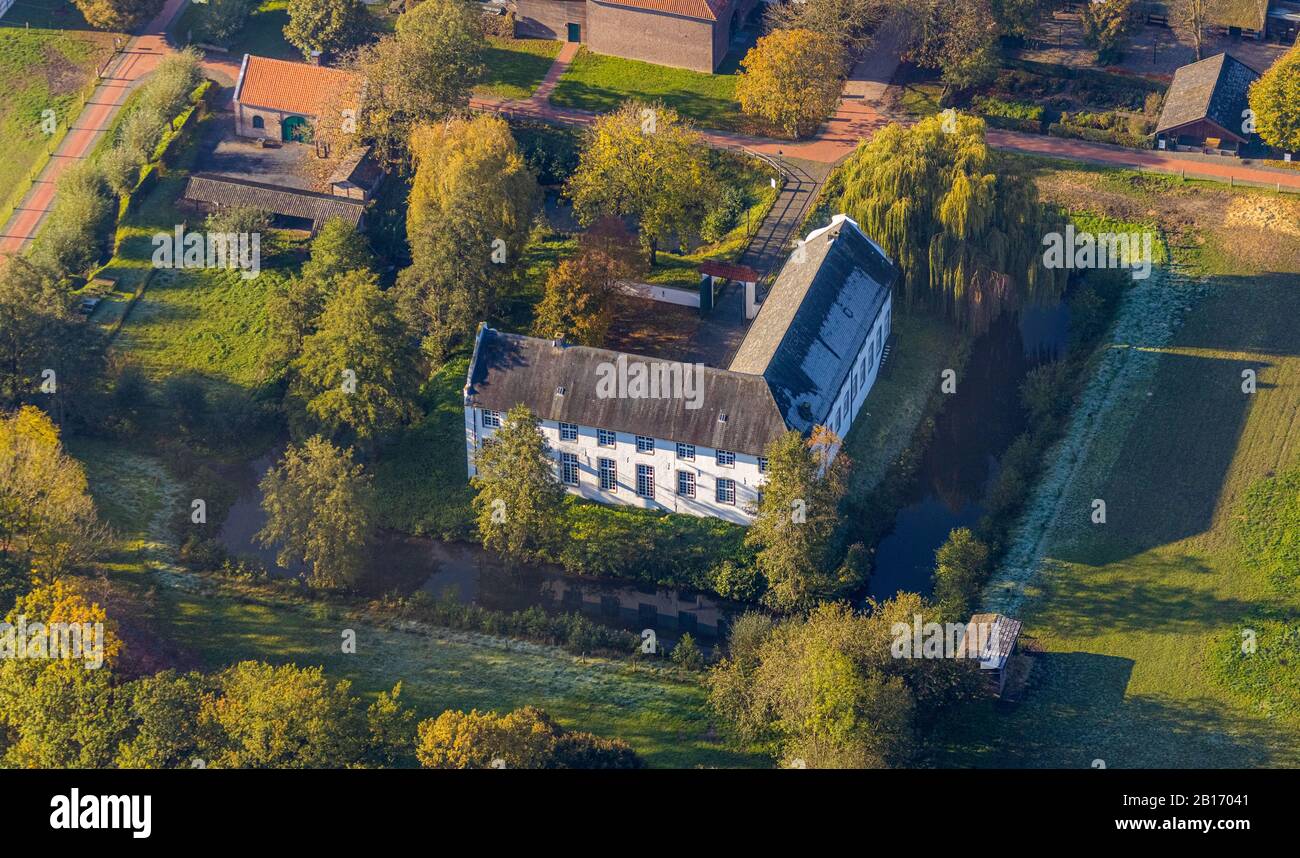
958,613 -> 1023,697
232,54 -> 362,144
1155,52 -> 1261,156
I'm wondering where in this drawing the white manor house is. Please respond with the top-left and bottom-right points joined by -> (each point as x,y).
463,215 -> 898,524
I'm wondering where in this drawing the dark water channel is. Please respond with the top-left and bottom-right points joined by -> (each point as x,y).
218,458 -> 745,646
866,302 -> 1068,602
219,302 -> 1065,642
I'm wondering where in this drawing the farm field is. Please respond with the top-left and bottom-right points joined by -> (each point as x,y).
0,1 -> 117,229
931,169 -> 1300,767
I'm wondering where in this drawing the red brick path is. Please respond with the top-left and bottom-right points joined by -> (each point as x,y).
0,0 -> 190,256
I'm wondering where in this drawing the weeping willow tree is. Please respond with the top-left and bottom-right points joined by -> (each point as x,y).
836,113 -> 1065,333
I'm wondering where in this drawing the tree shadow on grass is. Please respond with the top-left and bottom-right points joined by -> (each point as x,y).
1176,273 -> 1300,359
1021,553 -> 1257,638
548,80 -> 739,130
1052,272 -> 1300,568
1052,348 -> 1256,566
0,0 -> 97,32
934,651 -> 1284,768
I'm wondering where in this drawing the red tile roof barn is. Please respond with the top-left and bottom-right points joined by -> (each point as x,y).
699,261 -> 761,282
593,0 -> 725,21
234,55 -> 361,117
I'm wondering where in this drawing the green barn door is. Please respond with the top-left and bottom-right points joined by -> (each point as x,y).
281,115 -> 312,143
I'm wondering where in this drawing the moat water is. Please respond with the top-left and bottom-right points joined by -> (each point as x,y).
219,303 -> 1066,640
866,302 -> 1069,602
218,457 -> 745,646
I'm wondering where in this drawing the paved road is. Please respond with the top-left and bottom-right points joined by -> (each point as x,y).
988,129 -> 1300,191
0,0 -> 189,256
738,156 -> 826,276
474,25 -> 1300,193
11,18 -> 1296,259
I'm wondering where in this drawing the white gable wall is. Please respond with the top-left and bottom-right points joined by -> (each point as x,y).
464,411 -> 764,524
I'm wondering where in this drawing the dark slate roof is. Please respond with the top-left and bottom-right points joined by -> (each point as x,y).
464,327 -> 787,456
960,613 -> 1023,672
1156,52 -> 1261,139
183,173 -> 366,226
327,147 -> 384,191
727,215 -> 896,433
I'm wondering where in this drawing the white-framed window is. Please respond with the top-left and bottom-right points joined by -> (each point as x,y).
559,422 -> 578,442
677,470 -> 695,497
758,456 -> 768,474
482,409 -> 501,428
676,442 -> 695,460
635,435 -> 655,454
560,452 -> 579,486
636,463 -> 655,498
598,457 -> 617,491
597,428 -> 616,447
716,477 -> 736,505
716,449 -> 735,468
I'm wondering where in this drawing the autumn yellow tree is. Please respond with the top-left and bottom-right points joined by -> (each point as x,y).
0,407 -> 108,593
1249,43 -> 1300,153
415,706 -> 642,768
0,580 -> 125,767
565,101 -> 719,264
71,0 -> 161,30
355,0 -> 486,163
736,28 -> 845,139
394,114 -> 539,360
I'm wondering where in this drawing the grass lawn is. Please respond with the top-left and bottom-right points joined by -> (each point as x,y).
841,311 -> 965,500
102,170 -> 288,394
895,81 -> 943,118
73,439 -> 755,768
0,1 -> 116,229
550,48 -> 748,133
930,172 -> 1300,767
475,36 -> 562,100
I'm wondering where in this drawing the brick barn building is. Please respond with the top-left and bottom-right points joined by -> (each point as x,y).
515,0 -> 758,72
232,54 -> 361,144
